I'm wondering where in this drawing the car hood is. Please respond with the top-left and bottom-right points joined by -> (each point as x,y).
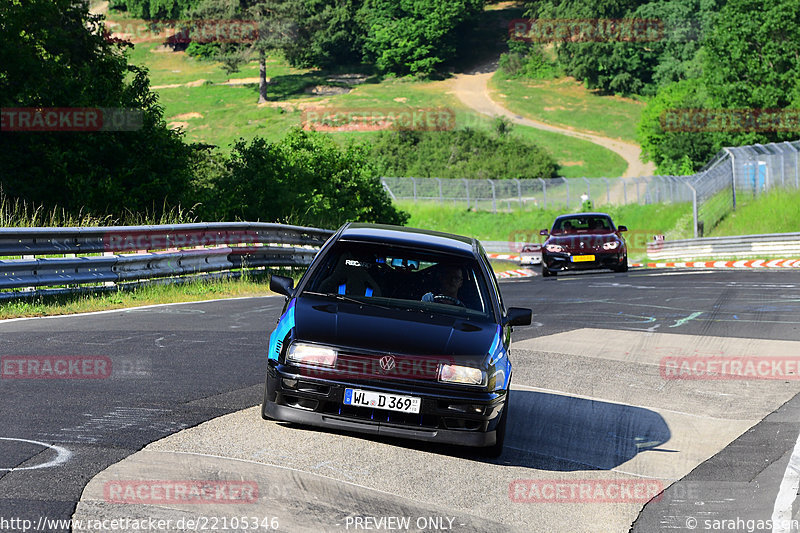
546,232 -> 621,253
294,294 -> 497,360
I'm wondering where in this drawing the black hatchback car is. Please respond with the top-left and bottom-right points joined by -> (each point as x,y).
263,223 -> 532,456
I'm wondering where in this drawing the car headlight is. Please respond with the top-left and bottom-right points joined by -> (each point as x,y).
438,364 -> 485,386
603,241 -> 620,250
286,343 -> 337,367
545,244 -> 563,253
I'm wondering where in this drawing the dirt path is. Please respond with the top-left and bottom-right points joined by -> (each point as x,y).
89,1 -> 109,15
448,62 -> 656,178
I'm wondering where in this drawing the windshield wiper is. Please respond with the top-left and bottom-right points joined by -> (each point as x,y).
303,291 -> 395,310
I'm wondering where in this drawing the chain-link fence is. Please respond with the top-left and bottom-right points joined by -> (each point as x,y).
382,139 -> 800,238
686,140 -> 800,237
381,176 -> 692,212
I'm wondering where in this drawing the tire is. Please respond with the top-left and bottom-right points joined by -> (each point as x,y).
614,255 -> 629,273
541,265 -> 555,278
261,372 -> 274,420
480,395 -> 509,458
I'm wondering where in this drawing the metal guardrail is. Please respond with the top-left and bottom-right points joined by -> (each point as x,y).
0,223 -> 333,299
647,233 -> 800,261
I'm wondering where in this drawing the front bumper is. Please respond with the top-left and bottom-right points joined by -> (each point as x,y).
262,361 -> 506,447
519,254 -> 542,265
543,251 -> 625,271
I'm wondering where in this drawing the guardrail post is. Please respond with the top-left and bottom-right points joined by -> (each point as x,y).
538,178 -> 547,208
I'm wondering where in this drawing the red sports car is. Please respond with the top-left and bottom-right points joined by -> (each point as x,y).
539,213 -> 628,277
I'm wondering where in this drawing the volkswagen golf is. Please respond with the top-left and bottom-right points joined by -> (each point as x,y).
262,223 -> 532,456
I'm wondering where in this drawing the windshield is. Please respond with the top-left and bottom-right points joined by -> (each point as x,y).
552,215 -> 615,234
301,241 -> 494,318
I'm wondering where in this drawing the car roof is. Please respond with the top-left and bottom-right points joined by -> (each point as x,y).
554,212 -> 613,220
339,223 -> 477,257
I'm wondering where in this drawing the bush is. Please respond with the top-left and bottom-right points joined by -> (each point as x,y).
369,128 -> 559,180
216,129 -> 408,228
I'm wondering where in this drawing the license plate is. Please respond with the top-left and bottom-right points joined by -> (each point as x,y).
344,388 -> 421,414
571,255 -> 595,262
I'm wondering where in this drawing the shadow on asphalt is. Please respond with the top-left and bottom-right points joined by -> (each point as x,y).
274,389 -> 671,469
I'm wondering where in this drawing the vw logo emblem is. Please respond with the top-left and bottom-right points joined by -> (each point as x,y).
379,355 -> 396,373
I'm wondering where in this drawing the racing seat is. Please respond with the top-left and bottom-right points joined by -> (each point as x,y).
318,254 -> 382,297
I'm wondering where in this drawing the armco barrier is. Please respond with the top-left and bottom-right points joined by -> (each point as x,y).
647,232 -> 800,261
0,223 -> 333,299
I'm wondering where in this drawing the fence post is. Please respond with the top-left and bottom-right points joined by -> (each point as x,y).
513,178 -> 522,207
411,177 -> 417,202
463,178 -> 469,208
380,178 -> 397,201
538,178 -> 547,208
563,177 -> 570,209
724,148 -> 736,210
686,181 -> 698,238
636,179 -> 641,204
623,180 -> 627,204
435,177 -> 443,203
488,179 -> 497,213
788,142 -> 800,189
602,178 -> 610,204
582,178 -> 590,205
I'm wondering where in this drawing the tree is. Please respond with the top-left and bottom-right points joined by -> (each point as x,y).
359,0 -> 485,76
219,129 -> 408,228
0,0 -> 198,218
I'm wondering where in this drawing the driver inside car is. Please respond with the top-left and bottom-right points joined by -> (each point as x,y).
422,264 -> 464,306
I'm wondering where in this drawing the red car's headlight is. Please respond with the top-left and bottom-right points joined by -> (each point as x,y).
603,241 -> 620,250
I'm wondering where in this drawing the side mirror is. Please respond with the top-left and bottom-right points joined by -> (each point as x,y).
504,307 -> 532,327
618,225 -> 628,232
270,275 -> 295,298
539,229 -> 549,236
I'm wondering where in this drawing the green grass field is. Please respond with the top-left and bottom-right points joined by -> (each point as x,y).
489,75 -> 646,143
398,200 -> 694,260
709,189 -> 800,237
112,10 -> 630,177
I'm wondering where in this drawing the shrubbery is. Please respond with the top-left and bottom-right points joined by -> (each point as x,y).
369,126 -> 559,180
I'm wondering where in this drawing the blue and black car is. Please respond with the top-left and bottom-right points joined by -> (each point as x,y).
262,223 -> 532,456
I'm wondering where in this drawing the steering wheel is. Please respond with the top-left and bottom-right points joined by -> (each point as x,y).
432,294 -> 465,307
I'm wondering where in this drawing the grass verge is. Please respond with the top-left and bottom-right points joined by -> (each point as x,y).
0,275 -> 281,320
489,75 -> 646,143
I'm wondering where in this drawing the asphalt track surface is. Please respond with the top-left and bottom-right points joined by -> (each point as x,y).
1,268 -> 800,532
